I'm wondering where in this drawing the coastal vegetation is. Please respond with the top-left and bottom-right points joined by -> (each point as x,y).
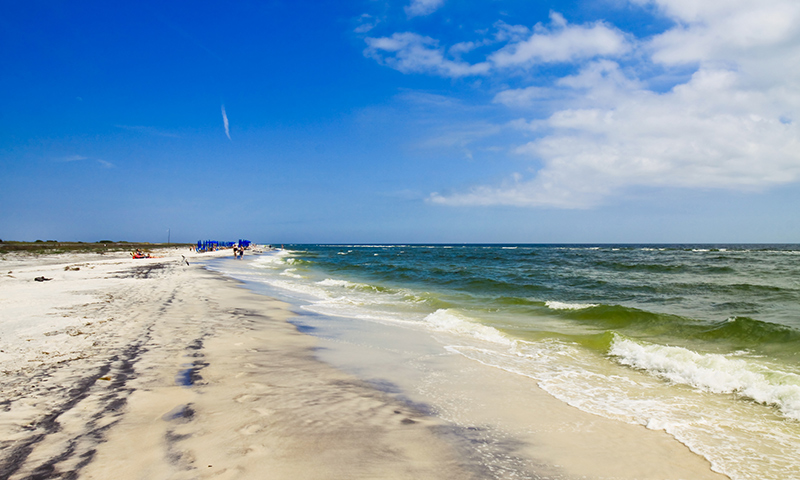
0,241 -> 192,256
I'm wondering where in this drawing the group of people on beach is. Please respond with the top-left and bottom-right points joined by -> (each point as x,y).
233,246 -> 245,259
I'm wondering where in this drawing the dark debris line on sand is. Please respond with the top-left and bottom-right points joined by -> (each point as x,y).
0,259 -> 221,480
0,262 -> 169,480
0,337 -> 149,480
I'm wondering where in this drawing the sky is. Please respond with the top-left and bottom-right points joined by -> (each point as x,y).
1,0 -> 800,244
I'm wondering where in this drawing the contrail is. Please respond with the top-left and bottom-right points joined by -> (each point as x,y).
221,105 -> 231,140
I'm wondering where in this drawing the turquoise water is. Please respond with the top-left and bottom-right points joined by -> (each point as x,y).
212,244 -> 800,480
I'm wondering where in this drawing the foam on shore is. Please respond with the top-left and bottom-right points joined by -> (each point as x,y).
211,253 -> 730,480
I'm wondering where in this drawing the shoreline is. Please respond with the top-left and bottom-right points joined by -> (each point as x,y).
225,256 -> 730,480
0,249 -> 728,479
0,249 -> 473,479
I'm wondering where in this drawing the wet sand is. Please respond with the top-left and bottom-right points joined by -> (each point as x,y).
0,250 -> 728,479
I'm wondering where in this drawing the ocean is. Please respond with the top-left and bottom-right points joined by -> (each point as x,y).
209,244 -> 800,480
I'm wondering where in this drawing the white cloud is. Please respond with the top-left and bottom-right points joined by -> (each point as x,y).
364,13 -> 630,78
364,4 -> 800,208
364,33 -> 490,77
642,0 -> 800,69
435,64 -> 800,208
449,41 -> 483,59
493,21 -> 531,43
493,86 -> 555,108
405,0 -> 445,18
489,12 -> 631,67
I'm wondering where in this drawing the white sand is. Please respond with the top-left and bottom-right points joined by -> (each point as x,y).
0,249 -> 728,479
0,249 -> 468,479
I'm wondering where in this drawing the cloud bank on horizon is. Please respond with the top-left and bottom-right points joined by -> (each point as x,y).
363,0 -> 800,208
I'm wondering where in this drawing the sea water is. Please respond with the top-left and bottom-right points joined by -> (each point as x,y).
209,244 -> 800,480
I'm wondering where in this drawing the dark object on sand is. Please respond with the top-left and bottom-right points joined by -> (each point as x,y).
34,276 -> 52,282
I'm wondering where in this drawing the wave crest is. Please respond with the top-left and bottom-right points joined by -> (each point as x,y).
545,300 -> 598,310
609,335 -> 800,420
424,309 -> 513,346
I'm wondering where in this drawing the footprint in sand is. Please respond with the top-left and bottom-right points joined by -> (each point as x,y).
238,424 -> 263,435
245,382 -> 268,391
246,444 -> 268,456
234,394 -> 258,403
252,408 -> 274,417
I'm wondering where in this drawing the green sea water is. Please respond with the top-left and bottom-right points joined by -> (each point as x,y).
211,244 -> 800,480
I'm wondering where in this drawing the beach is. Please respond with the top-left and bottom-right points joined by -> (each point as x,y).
0,248 -> 728,479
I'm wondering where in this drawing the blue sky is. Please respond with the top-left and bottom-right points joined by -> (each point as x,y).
2,0 -> 799,244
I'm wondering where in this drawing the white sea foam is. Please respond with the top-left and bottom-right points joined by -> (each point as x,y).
327,244 -> 409,248
280,268 -> 303,279
545,301 -> 598,310
265,279 -> 331,301
251,253 -> 288,269
317,278 -> 357,288
424,309 -> 513,346
449,339 -> 800,480
609,335 -> 800,420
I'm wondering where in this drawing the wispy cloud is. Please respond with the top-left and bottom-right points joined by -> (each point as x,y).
354,13 -> 379,34
221,105 -> 231,140
55,155 -> 116,169
58,155 -> 88,162
405,0 -> 445,18
364,33 -> 490,77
